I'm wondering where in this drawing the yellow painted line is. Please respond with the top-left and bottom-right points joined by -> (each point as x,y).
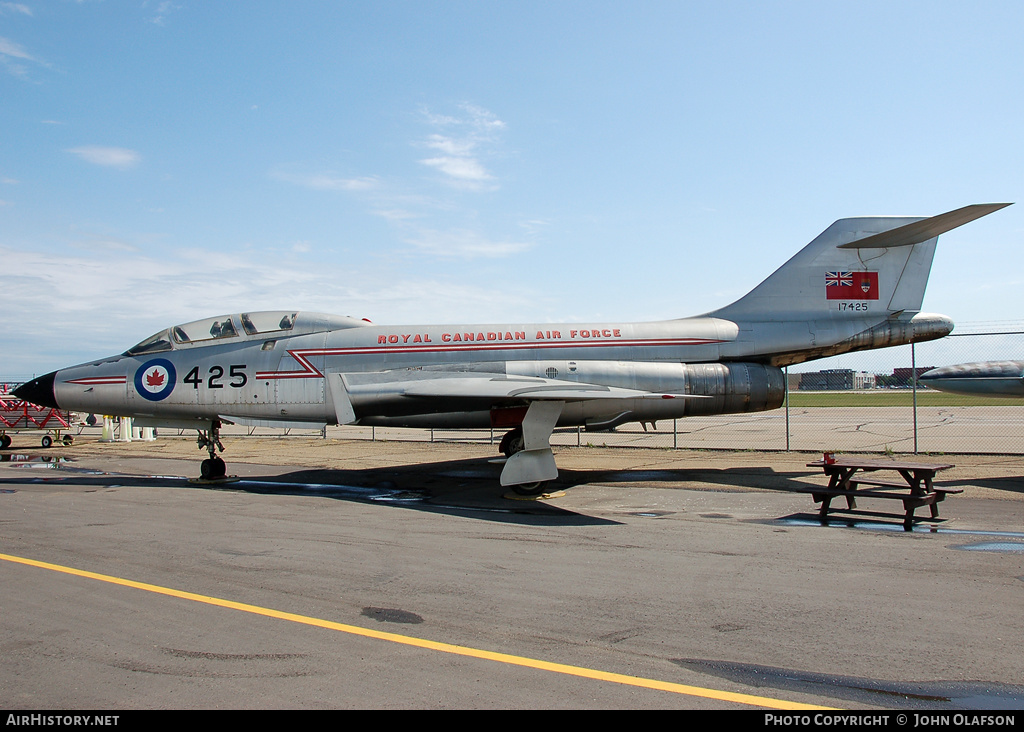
1,551 -> 833,710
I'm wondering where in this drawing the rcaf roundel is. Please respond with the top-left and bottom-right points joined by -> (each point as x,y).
135,359 -> 177,401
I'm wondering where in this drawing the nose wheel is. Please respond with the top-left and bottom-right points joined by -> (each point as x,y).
201,455 -> 227,480
196,421 -> 228,480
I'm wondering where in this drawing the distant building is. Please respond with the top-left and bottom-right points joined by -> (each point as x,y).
798,369 -> 876,390
852,371 -> 876,390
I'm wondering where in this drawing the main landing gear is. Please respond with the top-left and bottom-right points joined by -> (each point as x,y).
499,426 -> 546,496
497,401 -> 564,497
197,421 -> 227,480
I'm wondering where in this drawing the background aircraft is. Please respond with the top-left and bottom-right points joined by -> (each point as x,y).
14,204 -> 1009,493
920,361 -> 1024,397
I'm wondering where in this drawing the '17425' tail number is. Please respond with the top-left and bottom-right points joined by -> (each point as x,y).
184,365 -> 248,389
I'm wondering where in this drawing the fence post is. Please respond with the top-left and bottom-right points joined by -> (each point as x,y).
784,365 -> 790,451
912,341 -> 919,454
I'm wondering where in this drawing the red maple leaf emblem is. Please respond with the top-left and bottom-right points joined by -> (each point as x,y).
146,369 -> 165,387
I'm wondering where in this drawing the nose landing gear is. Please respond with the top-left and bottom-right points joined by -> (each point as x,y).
196,421 -> 229,481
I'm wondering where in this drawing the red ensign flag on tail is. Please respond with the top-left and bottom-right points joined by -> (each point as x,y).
825,271 -> 878,300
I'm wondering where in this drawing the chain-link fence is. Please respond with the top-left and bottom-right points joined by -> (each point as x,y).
421,327 -> 1024,455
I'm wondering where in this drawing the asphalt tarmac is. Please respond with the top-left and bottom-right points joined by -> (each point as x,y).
2,436 -> 1023,710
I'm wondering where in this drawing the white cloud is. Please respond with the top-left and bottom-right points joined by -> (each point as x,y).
460,103 -> 506,132
271,103 -> 529,265
419,156 -> 492,183
0,3 -> 32,16
67,233 -> 140,253
416,103 -> 506,191
426,103 -> 505,133
272,170 -> 378,191
149,1 -> 182,26
370,208 -> 419,221
0,37 -> 33,60
0,35 -> 39,77
404,228 -> 532,258
67,146 -> 141,170
423,134 -> 476,157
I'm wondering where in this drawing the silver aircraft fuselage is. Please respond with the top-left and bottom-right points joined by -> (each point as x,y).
920,361 -> 1024,397
38,311 -> 953,431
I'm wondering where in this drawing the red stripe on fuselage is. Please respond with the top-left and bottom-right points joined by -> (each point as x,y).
254,338 -> 722,380
66,376 -> 128,385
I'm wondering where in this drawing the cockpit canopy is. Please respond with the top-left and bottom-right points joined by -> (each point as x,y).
124,311 -> 368,356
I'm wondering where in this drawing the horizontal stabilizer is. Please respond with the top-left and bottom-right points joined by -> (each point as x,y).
837,203 -> 1011,249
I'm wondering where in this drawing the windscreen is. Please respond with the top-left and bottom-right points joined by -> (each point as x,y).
240,311 -> 298,335
125,329 -> 173,356
171,316 -> 239,344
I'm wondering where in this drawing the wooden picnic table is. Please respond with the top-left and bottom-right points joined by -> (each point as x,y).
803,456 -> 960,530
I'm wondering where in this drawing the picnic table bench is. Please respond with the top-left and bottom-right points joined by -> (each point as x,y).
802,456 -> 961,530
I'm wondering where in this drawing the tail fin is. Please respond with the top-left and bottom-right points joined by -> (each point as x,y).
709,203 -> 1010,321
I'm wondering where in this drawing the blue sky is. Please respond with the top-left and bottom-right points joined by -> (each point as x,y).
2,1 -> 1022,378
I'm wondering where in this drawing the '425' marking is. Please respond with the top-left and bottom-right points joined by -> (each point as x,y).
184,365 -> 248,389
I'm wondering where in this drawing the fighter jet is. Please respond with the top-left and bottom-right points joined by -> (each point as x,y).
920,360 -> 1024,397
14,203 -> 1010,493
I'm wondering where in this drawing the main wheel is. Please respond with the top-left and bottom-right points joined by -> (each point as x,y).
500,427 -> 525,457
0,435 -> 11,449
41,435 -> 53,448
512,481 -> 548,497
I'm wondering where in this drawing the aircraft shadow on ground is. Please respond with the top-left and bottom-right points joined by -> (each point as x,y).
3,452 -> 925,523
0,454 -> 620,527
228,459 -> 624,527
940,475 -> 1024,496
555,464 -> 819,493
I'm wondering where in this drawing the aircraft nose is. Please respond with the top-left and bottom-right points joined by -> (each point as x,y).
12,371 -> 59,409
918,366 -> 950,381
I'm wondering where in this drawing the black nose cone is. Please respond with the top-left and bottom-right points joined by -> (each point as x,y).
12,371 -> 59,410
